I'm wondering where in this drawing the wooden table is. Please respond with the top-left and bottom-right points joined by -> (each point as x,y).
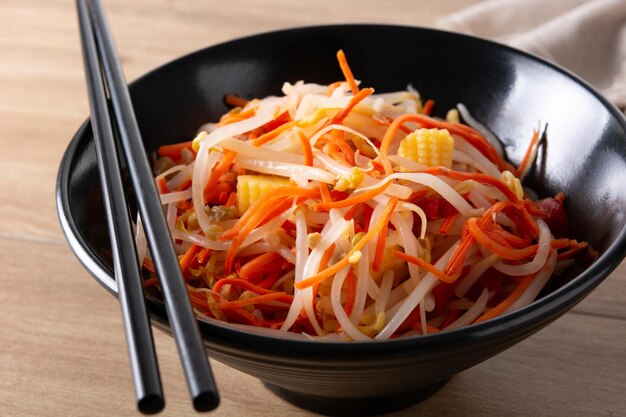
1,0 -> 625,415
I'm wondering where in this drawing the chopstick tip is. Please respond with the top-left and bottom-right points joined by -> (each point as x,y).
193,391 -> 220,412
138,394 -> 165,414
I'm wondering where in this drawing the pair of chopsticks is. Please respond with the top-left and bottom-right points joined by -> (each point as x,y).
75,0 -> 219,413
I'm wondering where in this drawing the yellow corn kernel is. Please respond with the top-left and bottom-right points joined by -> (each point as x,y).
335,167 -> 365,192
398,128 -> 454,168
236,175 -> 291,215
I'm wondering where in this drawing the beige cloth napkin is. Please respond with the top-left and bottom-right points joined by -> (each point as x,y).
437,0 -> 626,110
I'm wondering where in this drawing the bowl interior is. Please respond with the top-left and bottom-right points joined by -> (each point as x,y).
58,25 -> 626,353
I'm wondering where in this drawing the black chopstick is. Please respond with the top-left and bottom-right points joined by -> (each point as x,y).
82,0 -> 220,412
76,0 -> 164,414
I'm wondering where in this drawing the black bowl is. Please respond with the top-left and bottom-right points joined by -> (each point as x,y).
56,25 -> 626,414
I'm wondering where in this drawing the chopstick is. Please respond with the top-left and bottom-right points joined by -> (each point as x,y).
76,0 -> 164,414
76,0 -> 219,413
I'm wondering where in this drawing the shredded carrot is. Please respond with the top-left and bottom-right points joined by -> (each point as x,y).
157,140 -> 194,159
218,292 -> 293,310
319,182 -> 331,203
443,226 -> 475,277
197,248 -> 211,265
557,241 -> 588,260
466,218 -> 538,260
422,99 -> 435,116
219,107 -> 256,126
515,129 -> 540,177
176,178 -> 192,192
372,216 -> 390,273
203,150 -> 237,200
251,120 -> 298,147
314,181 -> 391,211
438,212 -> 459,235
239,252 -> 283,283
213,277 -> 285,296
179,244 -> 201,275
224,93 -> 249,108
318,132 -> 356,165
157,177 -> 168,194
336,50 -> 359,95
395,250 -> 459,284
343,204 -> 361,221
296,197 -> 398,290
258,270 -> 282,290
222,187 -> 320,274
474,273 -> 536,323
327,87 -> 374,126
204,182 -> 234,205
319,243 -> 336,271
225,191 -> 237,207
221,186 -> 318,240
297,131 -> 313,166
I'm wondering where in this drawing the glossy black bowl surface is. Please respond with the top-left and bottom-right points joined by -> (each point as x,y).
57,24 -> 626,408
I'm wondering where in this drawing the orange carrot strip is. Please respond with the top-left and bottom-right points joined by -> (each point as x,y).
176,178 -> 192,192
225,191 -> 237,207
239,252 -> 283,282
204,182 -> 233,205
372,217 -> 390,273
197,248 -> 211,265
443,226 -> 475,276
203,150 -> 237,200
297,131 -> 314,166
422,99 -> 435,116
438,212 -> 459,235
296,197 -> 398,290
224,93 -> 249,108
157,177 -> 168,194
319,243 -> 337,271
318,133 -> 356,166
515,129 -> 540,177
179,244 -> 201,275
251,120 -> 298,147
319,182 -> 332,203
221,187 -> 318,240
213,277 -> 282,295
336,50 -> 359,95
466,218 -> 537,260
556,241 -> 588,261
343,204 -> 361,220
258,269 -> 282,290
157,140 -> 194,158
218,292 -> 293,310
395,250 -> 459,284
223,188 -> 320,274
474,273 -> 535,323
327,87 -> 374,126
219,107 -> 256,126
313,181 -> 391,211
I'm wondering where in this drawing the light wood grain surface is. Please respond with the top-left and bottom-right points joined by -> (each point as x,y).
1,1 -> 625,416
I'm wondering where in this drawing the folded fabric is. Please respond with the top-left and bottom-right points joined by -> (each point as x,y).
437,0 -> 626,111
